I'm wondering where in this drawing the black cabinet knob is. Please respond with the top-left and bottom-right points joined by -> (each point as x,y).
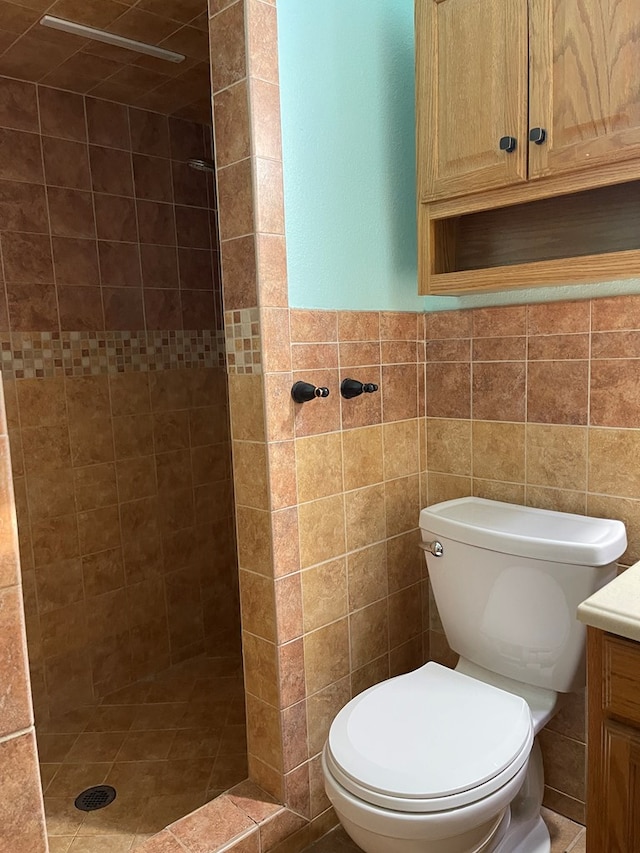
340,378 -> 379,399
499,135 -> 517,153
291,381 -> 330,403
529,127 -> 547,145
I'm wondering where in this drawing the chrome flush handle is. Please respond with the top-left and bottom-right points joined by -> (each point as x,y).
420,540 -> 443,557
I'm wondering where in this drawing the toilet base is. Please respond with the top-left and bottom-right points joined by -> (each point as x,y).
494,815 -> 549,853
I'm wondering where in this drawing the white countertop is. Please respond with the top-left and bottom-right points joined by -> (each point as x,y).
577,562 -> 640,643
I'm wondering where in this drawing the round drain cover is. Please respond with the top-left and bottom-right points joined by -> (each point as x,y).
74,785 -> 117,812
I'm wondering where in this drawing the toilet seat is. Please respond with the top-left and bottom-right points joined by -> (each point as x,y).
325,662 -> 534,814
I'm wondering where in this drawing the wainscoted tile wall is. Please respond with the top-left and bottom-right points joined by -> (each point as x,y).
423,296 -> 640,824
0,78 -> 239,722
225,295 -> 640,839
0,379 -> 48,853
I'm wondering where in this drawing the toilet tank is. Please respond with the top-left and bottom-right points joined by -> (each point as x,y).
420,498 -> 627,693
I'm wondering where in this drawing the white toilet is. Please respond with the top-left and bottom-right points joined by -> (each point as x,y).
322,497 -> 626,853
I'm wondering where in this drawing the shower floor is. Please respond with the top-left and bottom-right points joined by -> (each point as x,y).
37,654 -> 247,852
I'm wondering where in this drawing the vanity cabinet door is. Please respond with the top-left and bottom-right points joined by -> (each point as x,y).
416,0 -> 529,202
598,722 -> 640,852
528,0 -> 640,181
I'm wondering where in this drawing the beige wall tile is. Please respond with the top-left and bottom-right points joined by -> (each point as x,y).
389,584 -> 422,650
472,421 -> 525,483
236,506 -> 273,575
306,676 -> 350,757
278,638 -> 305,709
342,426 -> 383,491
588,428 -> 640,498
228,374 -> 265,442
246,693 -> 283,773
283,763 -> 311,821
526,425 -> 588,491
386,530 -> 423,594
295,432 -> 342,503
347,542 -> 387,611
383,420 -> 420,480
473,479 -> 525,504
233,441 -> 269,509
246,0 -> 279,84
274,573 -> 302,644
301,558 -> 347,633
350,599 -> 388,670
243,632 -> 279,707
427,473 -> 472,505
263,372 -> 294,443
255,158 -> 285,236
267,441 -> 297,510
345,484 -> 385,552
525,486 -> 587,516
298,495 -> 345,569
239,569 -> 275,642
281,701 -> 308,773
385,475 -> 420,538
390,635 -> 424,677
256,233 -> 288,308
304,619 -> 350,695
351,654 -> 390,698
271,507 -> 300,577
426,418 -> 472,476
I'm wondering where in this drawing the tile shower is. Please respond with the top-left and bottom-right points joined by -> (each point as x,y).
0,74 -> 243,845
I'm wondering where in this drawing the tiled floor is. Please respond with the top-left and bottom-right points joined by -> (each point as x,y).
36,655 -> 247,852
305,808 -> 586,853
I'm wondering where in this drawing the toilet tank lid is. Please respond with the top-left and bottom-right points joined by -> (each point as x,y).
419,498 -> 626,566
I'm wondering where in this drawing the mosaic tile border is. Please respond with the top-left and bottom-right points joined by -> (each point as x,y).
224,308 -> 262,374
0,330 -> 226,380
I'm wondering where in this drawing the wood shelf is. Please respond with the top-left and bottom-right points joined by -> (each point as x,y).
420,180 -> 640,295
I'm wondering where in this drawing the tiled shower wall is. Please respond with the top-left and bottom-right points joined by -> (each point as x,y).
0,78 -> 239,721
0,380 -> 48,851
422,296 -> 640,824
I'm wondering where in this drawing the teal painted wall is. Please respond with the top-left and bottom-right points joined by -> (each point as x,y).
277,1 -> 640,312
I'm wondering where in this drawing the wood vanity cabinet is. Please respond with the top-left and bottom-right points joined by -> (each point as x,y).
416,0 -> 640,295
586,628 -> 640,852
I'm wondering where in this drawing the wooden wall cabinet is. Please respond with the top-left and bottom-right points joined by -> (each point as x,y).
416,0 -> 640,295
586,629 -> 640,853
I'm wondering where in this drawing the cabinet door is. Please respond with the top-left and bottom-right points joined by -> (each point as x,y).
529,0 -> 640,180
416,0 -> 529,202
597,722 -> 640,852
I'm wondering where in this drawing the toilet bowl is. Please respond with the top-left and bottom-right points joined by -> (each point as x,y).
323,662 -> 546,853
322,498 -> 627,853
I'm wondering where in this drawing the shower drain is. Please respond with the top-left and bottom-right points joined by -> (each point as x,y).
74,785 -> 117,812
